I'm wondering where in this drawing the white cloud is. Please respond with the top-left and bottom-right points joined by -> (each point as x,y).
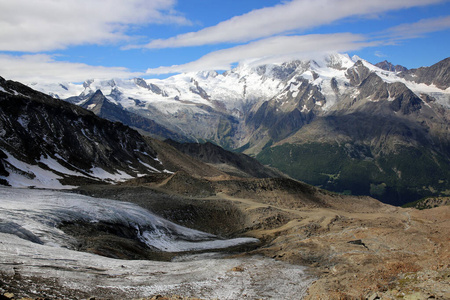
0,54 -> 142,83
374,51 -> 387,58
384,15 -> 450,40
146,33 -> 373,74
135,0 -> 443,49
0,0 -> 190,52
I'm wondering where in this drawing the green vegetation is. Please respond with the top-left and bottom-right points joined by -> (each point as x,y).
256,142 -> 450,206
401,198 -> 428,209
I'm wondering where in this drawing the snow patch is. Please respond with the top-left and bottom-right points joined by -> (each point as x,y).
39,155 -> 89,178
137,159 -> 161,173
89,167 -> 134,182
0,86 -> 11,94
0,150 -> 75,189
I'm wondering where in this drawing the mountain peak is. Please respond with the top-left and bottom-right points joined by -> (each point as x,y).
375,60 -> 408,72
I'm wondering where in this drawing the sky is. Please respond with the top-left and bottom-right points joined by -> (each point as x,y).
0,0 -> 449,84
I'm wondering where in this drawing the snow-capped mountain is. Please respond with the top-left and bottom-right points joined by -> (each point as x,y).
30,54 -> 449,148
26,54 -> 450,204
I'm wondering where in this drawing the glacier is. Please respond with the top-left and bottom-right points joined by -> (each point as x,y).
0,187 -> 259,251
0,187 -> 315,299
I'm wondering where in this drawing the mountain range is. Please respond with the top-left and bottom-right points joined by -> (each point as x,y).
7,53 -> 450,205
1,55 -> 450,299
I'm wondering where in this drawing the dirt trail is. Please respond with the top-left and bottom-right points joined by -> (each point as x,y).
207,192 -> 450,299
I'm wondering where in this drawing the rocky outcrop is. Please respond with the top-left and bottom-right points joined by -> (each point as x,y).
375,60 -> 408,72
399,57 -> 450,90
134,77 -> 167,96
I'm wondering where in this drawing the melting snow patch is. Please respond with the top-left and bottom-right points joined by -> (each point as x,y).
0,150 -> 75,189
0,86 -> 11,94
0,187 -> 259,253
39,155 -> 89,178
89,167 -> 134,182
138,159 -> 161,173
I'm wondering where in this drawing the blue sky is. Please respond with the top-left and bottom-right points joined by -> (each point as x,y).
0,0 -> 449,83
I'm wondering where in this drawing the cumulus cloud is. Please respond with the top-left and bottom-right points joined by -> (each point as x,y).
135,0 -> 442,49
0,54 -> 142,83
0,0 -> 190,52
146,33 -> 373,74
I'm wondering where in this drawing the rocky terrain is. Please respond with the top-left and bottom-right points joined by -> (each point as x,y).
67,174 -> 449,299
403,196 -> 450,210
1,160 -> 448,299
0,76 -> 231,189
0,76 -> 170,188
375,60 -> 408,73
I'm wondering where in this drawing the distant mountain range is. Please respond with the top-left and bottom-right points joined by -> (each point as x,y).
0,76 -> 273,189
10,54 -> 450,205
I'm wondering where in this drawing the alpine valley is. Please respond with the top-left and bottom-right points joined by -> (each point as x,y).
1,54 -> 450,300
30,53 -> 450,205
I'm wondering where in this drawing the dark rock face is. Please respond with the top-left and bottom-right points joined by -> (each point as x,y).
133,78 -> 167,96
245,78 -> 322,143
0,77 -> 165,185
398,57 -> 450,90
346,60 -> 372,86
190,79 -> 210,100
375,60 -> 408,73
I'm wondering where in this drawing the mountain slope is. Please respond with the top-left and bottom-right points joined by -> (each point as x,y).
398,57 -> 450,90
165,139 -> 284,178
0,77 -> 190,188
257,60 -> 450,205
375,60 -> 408,72
81,89 -> 188,141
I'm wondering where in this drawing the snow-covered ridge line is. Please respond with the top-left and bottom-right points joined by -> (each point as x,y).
31,53 -> 449,112
19,53 -> 450,151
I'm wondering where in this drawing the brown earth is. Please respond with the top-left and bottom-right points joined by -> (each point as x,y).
72,173 -> 450,299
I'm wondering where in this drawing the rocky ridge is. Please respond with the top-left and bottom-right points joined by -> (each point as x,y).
164,139 -> 283,178
375,60 -> 408,72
